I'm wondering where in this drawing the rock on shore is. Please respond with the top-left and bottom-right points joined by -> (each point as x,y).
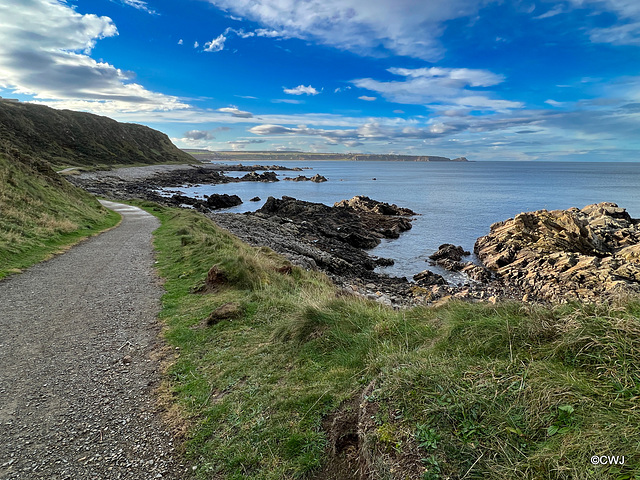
474,202 -> 640,302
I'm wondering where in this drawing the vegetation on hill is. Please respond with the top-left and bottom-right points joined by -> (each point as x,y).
143,203 -> 640,480
0,102 -> 193,168
0,146 -> 120,278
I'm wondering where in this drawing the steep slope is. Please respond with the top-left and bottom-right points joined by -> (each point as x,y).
0,146 -> 119,278
0,101 -> 192,168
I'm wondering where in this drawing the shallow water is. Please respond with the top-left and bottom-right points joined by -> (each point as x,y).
165,161 -> 640,279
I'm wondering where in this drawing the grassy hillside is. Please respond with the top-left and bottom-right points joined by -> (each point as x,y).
0,102 -> 193,169
143,203 -> 640,480
0,146 -> 120,278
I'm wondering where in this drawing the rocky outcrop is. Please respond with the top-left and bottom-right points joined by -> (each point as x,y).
474,202 -> 640,302
205,194 -> 242,209
283,174 -> 328,182
334,195 -> 416,216
413,270 -> 447,286
240,171 -> 279,182
428,243 -> 471,272
167,193 -> 241,210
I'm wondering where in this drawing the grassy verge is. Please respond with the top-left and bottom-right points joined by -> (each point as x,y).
0,150 -> 121,279
147,203 -> 640,480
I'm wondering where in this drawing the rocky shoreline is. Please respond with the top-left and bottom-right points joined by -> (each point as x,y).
68,165 -> 640,307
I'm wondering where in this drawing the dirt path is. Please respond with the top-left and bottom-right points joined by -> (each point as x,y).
0,201 -> 191,479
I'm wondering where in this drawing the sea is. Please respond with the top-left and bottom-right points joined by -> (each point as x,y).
163,161 -> 640,281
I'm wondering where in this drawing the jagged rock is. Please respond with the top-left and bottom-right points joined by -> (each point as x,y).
334,195 -> 416,216
249,196 -> 261,202
474,202 -> 640,302
413,270 -> 447,286
283,174 -> 328,182
429,244 -> 470,262
310,174 -> 328,183
461,263 -> 493,283
241,171 -> 279,182
205,193 -> 242,209
374,257 -> 395,267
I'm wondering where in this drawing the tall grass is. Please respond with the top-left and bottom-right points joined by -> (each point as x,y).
0,148 -> 120,278
147,203 -> 640,480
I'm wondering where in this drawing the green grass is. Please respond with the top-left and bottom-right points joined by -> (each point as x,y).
0,149 -> 121,279
146,203 -> 640,480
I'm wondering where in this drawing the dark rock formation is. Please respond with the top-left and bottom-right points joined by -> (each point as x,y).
283,174 -> 328,182
249,196 -> 261,202
240,171 -> 279,182
310,174 -> 328,183
429,244 -> 470,262
334,195 -> 416,216
474,202 -> 640,302
413,270 -> 447,286
205,194 -> 242,209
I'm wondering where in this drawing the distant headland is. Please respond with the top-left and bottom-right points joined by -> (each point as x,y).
183,149 -> 468,163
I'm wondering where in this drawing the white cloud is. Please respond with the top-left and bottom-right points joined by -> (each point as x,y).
204,34 -> 226,52
0,0 -> 188,113
283,85 -> 319,95
387,67 -> 504,87
184,129 -> 215,140
194,40 -> 199,48
272,99 -> 303,104
353,66 -> 522,112
120,0 -> 156,14
568,0 -> 640,45
255,28 -> 285,38
393,109 -> 405,114
534,5 -> 564,19
178,38 -> 183,45
217,106 -> 253,117
545,99 -> 565,107
204,0 -> 490,61
358,96 -> 377,101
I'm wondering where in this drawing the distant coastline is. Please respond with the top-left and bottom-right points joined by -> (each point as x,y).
182,149 -> 468,163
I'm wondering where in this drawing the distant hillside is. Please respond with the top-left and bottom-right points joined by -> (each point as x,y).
0,101 -> 192,168
183,149 -> 468,162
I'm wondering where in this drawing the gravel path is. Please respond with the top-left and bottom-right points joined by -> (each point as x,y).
0,201 -> 192,479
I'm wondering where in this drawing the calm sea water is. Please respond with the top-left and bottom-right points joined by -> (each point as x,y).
168,161 -> 640,280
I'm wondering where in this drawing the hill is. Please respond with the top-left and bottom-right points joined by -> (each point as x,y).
0,146 -> 120,278
0,101 -> 193,168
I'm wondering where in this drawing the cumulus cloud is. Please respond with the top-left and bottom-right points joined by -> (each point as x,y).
353,66 -> 522,112
217,106 -> 253,117
184,129 -> 215,140
178,38 -> 183,45
0,0 -> 188,113
204,34 -> 226,52
283,85 -> 319,95
204,0 -> 489,60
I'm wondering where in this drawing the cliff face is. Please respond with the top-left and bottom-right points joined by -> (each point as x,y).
0,101 -> 192,167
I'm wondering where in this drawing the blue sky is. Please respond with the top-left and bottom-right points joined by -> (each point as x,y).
1,0 -> 640,160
